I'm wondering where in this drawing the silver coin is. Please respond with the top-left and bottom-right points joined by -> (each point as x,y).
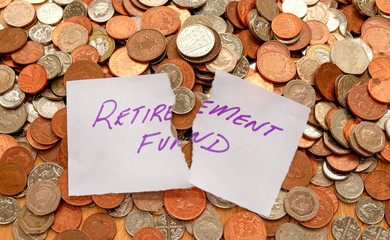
311,48 -> 331,63
44,44 -> 57,55
0,24 -> 3,30
208,16 -> 227,34
311,159 -> 334,187
193,0 -> 228,17
356,197 -> 384,225
219,33 -> 243,61
172,0 -> 206,8
301,226 -> 327,240
284,80 -> 316,108
274,32 -> 301,45
0,84 -> 25,109
331,40 -> 369,75
58,24 -> 89,53
351,37 -> 373,62
0,196 -> 19,224
106,193 -> 133,218
284,186 -> 320,221
248,9 -> 273,42
307,2 -> 329,24
335,173 -> 364,201
37,54 -> 62,80
323,160 -> 350,181
326,10 -> 340,32
363,156 -> 378,173
27,163 -> 64,188
63,0 -> 87,20
261,190 -> 288,220
193,216 -> 223,240
37,3 -> 63,26
172,87 -> 195,114
18,140 -> 37,160
12,219 -> 47,240
156,213 -> 185,240
355,121 -> 386,154
51,77 -> 66,98
205,44 -> 238,73
182,15 -> 213,29
24,102 -> 39,123
29,24 -> 53,45
362,225 -> 390,240
53,0 -> 74,6
177,24 -> 215,58
375,110 -> 390,130
52,51 -> 72,76
41,87 -> 64,101
88,0 -> 115,23
329,108 -> 353,148
155,64 -> 183,90
232,55 -> 250,79
282,0 -> 307,19
385,118 -> 390,138
335,190 -> 362,204
36,98 -> 65,119
185,204 -> 219,235
206,192 -> 236,209
275,222 -> 305,240
139,0 -> 168,7
331,216 -> 361,240
0,104 -> 27,134
355,156 -> 374,172
323,132 -> 351,155
0,65 -> 15,95
124,209 -> 154,236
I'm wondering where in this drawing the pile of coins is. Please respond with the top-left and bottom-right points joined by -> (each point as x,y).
0,0 -> 390,238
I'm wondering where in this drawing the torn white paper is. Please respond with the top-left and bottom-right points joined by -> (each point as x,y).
67,74 -> 191,196
190,70 -> 310,217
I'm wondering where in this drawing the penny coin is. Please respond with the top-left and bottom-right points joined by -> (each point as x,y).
127,29 -> 166,62
64,60 -> 104,87
315,62 -> 342,102
307,20 -> 329,45
368,78 -> 390,104
385,201 -> 390,226
224,211 -> 267,240
0,163 -> 27,196
356,197 -> 384,225
347,83 -> 387,121
172,87 -> 196,115
58,24 -> 89,53
257,40 -> 290,58
355,121 -> 386,153
283,80 -> 316,107
314,187 -> 338,213
92,193 -> 126,209
177,24 -> 215,58
284,186 -> 319,221
18,205 -> 54,235
0,134 -> 17,159
275,222 -> 304,240
226,1 -> 245,29
368,57 -> 390,81
26,126 -> 56,151
18,64 -> 48,95
164,187 -> 206,220
132,191 -> 164,212
54,229 -> 91,240
326,153 -> 359,172
257,51 -> 296,83
287,21 -> 312,51
81,212 -> 116,240
244,73 -> 274,92
256,0 -> 280,21
51,202 -> 81,232
51,107 -> 67,139
299,187 -> 334,228
194,216 -> 223,240
235,29 -> 260,59
0,196 -> 19,224
236,0 -> 255,28
331,216 -> 361,240
70,45 -> 99,64
10,41 -> 45,66
263,215 -> 289,237
125,209 -> 155,236
362,27 -> 390,57
57,169 -> 92,206
30,117 -> 60,146
271,13 -> 302,40
282,150 -> 312,190
26,180 -> 61,216
364,170 -> 390,200
141,6 -> 180,36
0,146 -> 34,174
133,227 -> 166,240
109,47 -> 149,77
106,16 -> 137,40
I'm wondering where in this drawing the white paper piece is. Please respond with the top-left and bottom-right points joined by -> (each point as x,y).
190,70 -> 310,217
67,74 -> 191,196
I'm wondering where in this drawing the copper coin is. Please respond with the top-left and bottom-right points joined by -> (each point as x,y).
61,135 -> 68,158
113,0 -> 128,15
133,227 -> 166,240
263,215 -> 289,237
314,187 -> 338,213
299,137 -> 315,149
325,108 -> 339,130
257,40 -> 290,59
0,134 -> 17,159
30,116 -> 60,146
58,169 -> 93,206
244,72 -> 274,92
181,141 -> 192,168
341,5 -> 364,34
343,119 -> 360,144
368,78 -> 390,104
123,0 -> 145,17
362,27 -> 390,57
306,20 -> 329,45
141,6 -> 180,36
52,22 -> 75,47
159,58 -> 195,90
26,125 -> 57,151
226,1 -> 245,29
92,193 -> 125,209
237,0 -> 256,27
271,13 -> 302,40
127,29 -> 166,62
106,15 -> 137,40
64,60 -> 104,87
361,16 -> 390,34
51,202 -> 82,233
315,62 -> 342,102
364,170 -> 390,201
172,96 -> 202,130
299,187 -> 334,228
81,212 -> 116,240
380,136 -> 390,163
166,34 -> 181,59
38,143 -> 61,164
281,150 -> 312,190
65,15 -> 92,35
224,211 -> 267,240
287,21 -> 312,51
0,163 -> 27,196
0,28 -> 28,54
368,57 -> 390,81
0,146 -> 34,174
385,201 -> 390,226
164,187 -> 206,220
306,152 -> 318,177
70,45 -> 99,64
52,107 -> 67,139
347,83 -> 387,121
10,41 -> 44,65
257,51 -> 296,83
18,64 -> 48,94
54,229 -> 91,240
235,29 -> 260,59
57,145 -> 68,169
108,47 -> 149,77
308,137 -> 332,157
326,153 -> 359,172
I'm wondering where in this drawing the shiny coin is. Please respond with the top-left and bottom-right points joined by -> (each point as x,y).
0,196 -> 19,224
106,193 -> 133,218
27,163 -> 64,188
335,173 -> 364,202
282,0 -> 308,18
37,54 -> 62,80
172,87 -> 195,114
331,40 -> 369,75
88,0 -> 115,23
177,24 -> 215,58
0,84 -> 25,109
37,3 -> 63,26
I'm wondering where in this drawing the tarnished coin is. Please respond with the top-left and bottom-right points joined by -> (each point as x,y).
193,216 -> 223,240
296,56 -> 323,86
205,45 -> 238,73
172,87 -> 195,114
335,173 -> 364,202
0,65 -> 15,95
13,219 -> 47,240
18,205 -> 54,235
155,64 -> 183,89
81,213 -> 116,240
132,191 -> 164,212
331,40 -> 369,75
106,193 -> 133,218
0,84 -> 25,109
37,54 -> 62,80
0,104 -> 27,135
354,121 -> 386,154
356,197 -> 384,225
232,55 -> 250,79
88,0 -> 115,23
283,80 -> 316,107
51,202 -> 82,233
127,29 -> 166,62
205,192 -> 237,209
364,170 -> 390,201
330,108 -> 353,148
256,0 -> 280,21
177,24 -> 215,58
36,98 -> 65,119
0,196 -> 19,224
26,180 -> 61,216
63,1 -> 88,20
125,210 -> 154,236
156,213 -> 185,240
335,75 -> 361,108
58,24 -> 89,53
0,28 -> 28,55
133,227 -> 165,240
362,225 -> 390,240
282,150 -> 312,190
54,229 -> 91,240
323,132 -> 351,155
275,222 -> 305,240
284,186 -> 320,221
248,9 -> 273,42
331,216 -> 361,240
28,163 -> 64,188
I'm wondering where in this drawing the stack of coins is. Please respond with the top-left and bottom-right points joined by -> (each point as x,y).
0,0 -> 390,238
